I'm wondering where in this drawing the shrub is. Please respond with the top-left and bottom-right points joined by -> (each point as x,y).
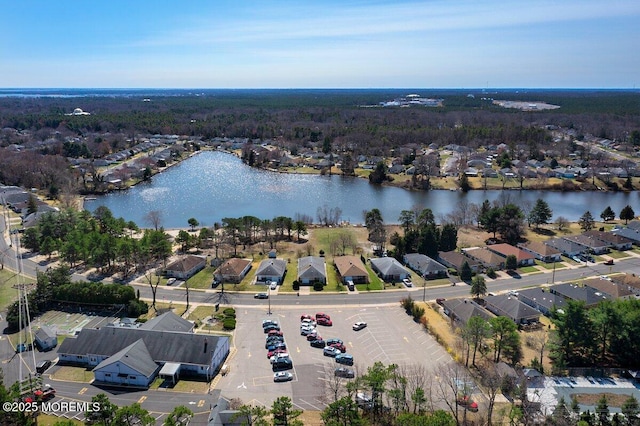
292,281 -> 300,291
223,308 -> 236,316
223,318 -> 236,330
313,282 -> 324,291
224,312 -> 236,319
412,306 -> 425,322
486,267 -> 497,279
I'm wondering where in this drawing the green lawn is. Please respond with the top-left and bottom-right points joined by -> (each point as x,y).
519,266 -> 541,274
536,261 -> 567,270
185,266 -> 216,289
608,250 -> 632,259
0,269 -> 23,309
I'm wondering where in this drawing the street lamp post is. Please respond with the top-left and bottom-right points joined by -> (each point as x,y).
422,280 -> 426,302
267,285 -> 272,315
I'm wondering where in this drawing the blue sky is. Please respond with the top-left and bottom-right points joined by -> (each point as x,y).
2,0 -> 639,88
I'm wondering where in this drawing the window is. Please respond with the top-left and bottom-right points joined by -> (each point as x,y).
105,373 -> 111,377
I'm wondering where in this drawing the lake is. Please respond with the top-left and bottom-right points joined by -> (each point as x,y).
84,151 -> 639,228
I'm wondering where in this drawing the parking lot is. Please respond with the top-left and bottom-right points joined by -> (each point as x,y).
217,304 -> 453,411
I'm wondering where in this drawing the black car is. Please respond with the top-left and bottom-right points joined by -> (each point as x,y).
265,337 -> 285,349
272,358 -> 293,372
254,293 -> 269,299
263,324 -> 281,333
335,354 -> 354,366
326,338 -> 343,346
267,342 -> 287,351
310,339 -> 326,348
36,360 -> 52,374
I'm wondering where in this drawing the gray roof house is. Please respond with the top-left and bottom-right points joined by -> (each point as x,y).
611,227 -> 640,245
403,253 -> 448,279
549,283 -> 611,307
517,241 -> 562,263
58,326 -> 230,385
369,257 -> 411,282
255,259 -> 287,284
441,298 -> 493,325
34,326 -> 57,351
562,234 -> 611,254
438,251 -> 481,273
138,311 -> 194,333
297,256 -> 327,285
583,230 -> 633,250
517,287 -> 567,316
93,339 -> 159,388
483,294 -> 541,325
545,238 -> 584,257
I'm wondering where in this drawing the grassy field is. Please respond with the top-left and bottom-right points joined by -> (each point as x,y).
0,269 -> 25,309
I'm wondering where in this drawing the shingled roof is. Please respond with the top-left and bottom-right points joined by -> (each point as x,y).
94,339 -> 158,378
58,327 -> 228,367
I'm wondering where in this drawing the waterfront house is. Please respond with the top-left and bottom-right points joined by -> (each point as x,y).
487,243 -> 535,266
165,255 -> 207,280
438,251 -> 481,273
517,241 -> 562,263
463,248 -> 505,270
369,257 -> 411,282
562,234 -> 610,254
297,256 -> 327,285
214,258 -> 252,284
403,253 -> 448,279
334,256 -> 369,284
255,259 -> 287,284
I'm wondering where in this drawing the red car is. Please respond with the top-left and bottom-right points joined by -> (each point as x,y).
300,314 -> 313,321
316,312 -> 330,320
267,348 -> 287,358
329,342 -> 346,353
306,332 -> 321,341
317,317 -> 333,326
268,329 -> 283,337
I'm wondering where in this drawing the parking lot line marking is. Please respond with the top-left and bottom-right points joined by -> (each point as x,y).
403,336 -> 409,343
138,395 -> 147,404
78,387 -> 87,395
197,400 -> 205,407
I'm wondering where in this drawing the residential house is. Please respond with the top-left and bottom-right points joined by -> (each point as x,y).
583,230 -> 633,251
583,277 -> 639,299
517,241 -> 561,263
369,257 -> 411,282
610,273 -> 640,293
34,326 -> 57,351
165,255 -> 207,280
482,168 -> 498,178
487,243 -> 535,266
611,227 -> 640,245
255,259 -> 287,284
483,294 -> 541,326
517,288 -> 567,316
440,298 -> 493,326
139,311 -> 194,333
208,394 -> 251,426
297,256 -> 327,285
548,283 -> 611,308
562,235 -> 610,254
463,248 -> 505,270
545,238 -> 584,257
334,256 -> 369,284
438,251 -> 481,273
403,253 -> 448,279
214,258 -> 252,284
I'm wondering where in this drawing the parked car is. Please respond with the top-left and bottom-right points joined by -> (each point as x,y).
301,318 -> 317,327
323,346 -> 342,357
317,317 -> 333,326
272,358 -> 293,372
402,278 -> 413,287
326,338 -> 343,346
274,371 -> 293,382
436,298 -> 446,306
266,342 -> 287,351
262,319 -> 278,327
335,354 -> 354,366
300,314 -> 313,321
306,332 -> 321,341
269,281 -> 278,290
329,342 -> 346,353
352,322 -> 367,331
267,348 -> 287,358
267,329 -> 283,337
315,312 -> 330,320
270,353 -> 290,364
166,278 -> 176,285
604,259 -> 614,265
310,339 -> 326,348
36,360 -> 52,374
347,280 -> 355,291
300,325 -> 316,336
254,293 -> 269,299
335,367 -> 355,378
265,337 -> 284,349
263,324 -> 281,333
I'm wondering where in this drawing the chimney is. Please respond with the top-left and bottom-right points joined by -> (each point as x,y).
204,338 -> 208,353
